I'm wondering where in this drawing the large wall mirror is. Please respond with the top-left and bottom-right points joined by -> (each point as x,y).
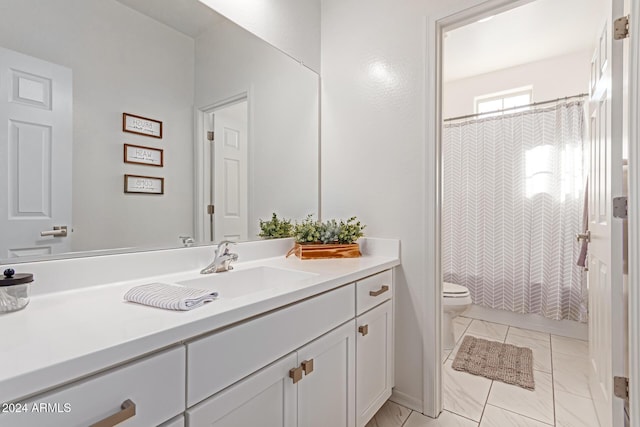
0,0 -> 319,263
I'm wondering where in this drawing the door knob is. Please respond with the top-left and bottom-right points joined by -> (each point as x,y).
40,226 -> 68,237
576,231 -> 590,243
358,324 -> 369,336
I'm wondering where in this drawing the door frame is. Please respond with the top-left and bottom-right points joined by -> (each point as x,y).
425,0 -> 535,416
426,0 -> 639,419
194,92 -> 250,243
627,1 -> 640,424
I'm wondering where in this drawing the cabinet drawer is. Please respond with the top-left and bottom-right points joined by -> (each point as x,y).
187,283 -> 355,406
356,270 -> 392,315
0,346 -> 186,427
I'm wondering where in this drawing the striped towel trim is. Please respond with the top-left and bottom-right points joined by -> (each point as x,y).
124,283 -> 219,311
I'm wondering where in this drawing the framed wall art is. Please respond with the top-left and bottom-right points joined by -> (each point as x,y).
124,174 -> 164,195
124,143 -> 163,167
122,113 -> 163,138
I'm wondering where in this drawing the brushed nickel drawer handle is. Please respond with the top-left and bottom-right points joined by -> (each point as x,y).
358,324 -> 369,336
369,285 -> 389,297
90,399 -> 136,427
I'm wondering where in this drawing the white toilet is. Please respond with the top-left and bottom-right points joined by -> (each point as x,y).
443,282 -> 472,350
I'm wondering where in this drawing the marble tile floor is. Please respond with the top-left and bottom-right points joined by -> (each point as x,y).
366,317 -> 599,427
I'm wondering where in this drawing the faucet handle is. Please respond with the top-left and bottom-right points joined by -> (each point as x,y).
179,236 -> 195,247
216,240 -> 237,255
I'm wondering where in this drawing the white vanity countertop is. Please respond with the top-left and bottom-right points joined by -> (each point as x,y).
0,239 -> 399,404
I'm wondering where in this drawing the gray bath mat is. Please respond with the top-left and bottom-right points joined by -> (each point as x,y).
452,335 -> 535,390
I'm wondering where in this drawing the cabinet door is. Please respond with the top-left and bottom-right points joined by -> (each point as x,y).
356,300 -> 393,427
297,320 -> 356,427
186,353 -> 297,427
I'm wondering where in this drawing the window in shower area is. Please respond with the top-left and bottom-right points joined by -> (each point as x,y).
475,87 -> 532,117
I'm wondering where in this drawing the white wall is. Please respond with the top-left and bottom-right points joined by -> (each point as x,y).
195,18 -> 319,239
444,50 -> 592,118
0,0 -> 195,252
321,0 -> 516,416
199,0 -> 321,73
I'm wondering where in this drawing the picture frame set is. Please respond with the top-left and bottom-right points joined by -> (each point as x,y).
122,113 -> 162,138
124,143 -> 163,167
122,113 -> 164,195
124,174 -> 164,195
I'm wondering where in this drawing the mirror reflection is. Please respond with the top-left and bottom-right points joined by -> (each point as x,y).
0,0 -> 319,263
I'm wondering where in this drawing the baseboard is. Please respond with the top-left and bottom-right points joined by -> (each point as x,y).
463,304 -> 588,340
390,388 -> 422,413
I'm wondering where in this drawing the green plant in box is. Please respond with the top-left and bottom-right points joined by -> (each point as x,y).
258,213 -> 293,239
293,215 -> 365,244
319,219 -> 341,244
294,214 -> 321,243
337,216 -> 365,244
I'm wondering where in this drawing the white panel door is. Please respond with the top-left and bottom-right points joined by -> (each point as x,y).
186,353 -> 297,427
587,1 -> 626,425
0,46 -> 72,259
297,320 -> 356,427
213,101 -> 248,242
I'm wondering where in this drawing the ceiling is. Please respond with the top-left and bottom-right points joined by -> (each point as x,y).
443,0 -> 606,82
116,0 -> 224,39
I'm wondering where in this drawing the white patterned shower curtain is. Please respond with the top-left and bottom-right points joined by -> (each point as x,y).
442,100 -> 586,321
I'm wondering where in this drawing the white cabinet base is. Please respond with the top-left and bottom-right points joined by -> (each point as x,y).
0,347 -> 186,427
356,300 -> 393,427
187,353 -> 297,427
298,320 -> 356,427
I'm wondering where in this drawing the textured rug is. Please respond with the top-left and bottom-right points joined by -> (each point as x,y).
452,335 -> 535,390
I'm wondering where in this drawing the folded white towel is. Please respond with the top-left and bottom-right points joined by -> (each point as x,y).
124,283 -> 218,311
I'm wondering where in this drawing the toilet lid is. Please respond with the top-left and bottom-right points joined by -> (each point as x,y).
443,282 -> 470,297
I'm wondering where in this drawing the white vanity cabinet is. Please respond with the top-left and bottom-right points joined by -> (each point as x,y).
0,346 -> 186,427
185,284 -> 356,407
186,353 -> 298,426
355,270 -> 394,427
296,320 -> 356,427
187,320 -> 356,427
0,261 -> 397,427
186,269 -> 394,427
356,300 -> 393,427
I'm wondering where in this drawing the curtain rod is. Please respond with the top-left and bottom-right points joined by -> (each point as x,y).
443,93 -> 589,123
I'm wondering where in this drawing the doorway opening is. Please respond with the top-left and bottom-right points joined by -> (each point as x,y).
195,94 -> 249,243
434,0 -> 627,425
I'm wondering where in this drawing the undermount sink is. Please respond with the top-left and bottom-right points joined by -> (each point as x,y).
177,266 -> 318,299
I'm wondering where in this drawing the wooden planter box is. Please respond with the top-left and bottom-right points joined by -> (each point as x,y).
286,242 -> 361,260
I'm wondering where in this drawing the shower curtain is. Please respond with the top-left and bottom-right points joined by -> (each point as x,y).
442,100 -> 586,321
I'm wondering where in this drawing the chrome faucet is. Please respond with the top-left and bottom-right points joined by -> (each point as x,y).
200,240 -> 238,274
179,236 -> 195,247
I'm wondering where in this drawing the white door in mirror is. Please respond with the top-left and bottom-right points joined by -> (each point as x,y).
212,100 -> 248,242
0,47 -> 72,259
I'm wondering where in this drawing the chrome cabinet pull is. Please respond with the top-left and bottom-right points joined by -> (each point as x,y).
89,399 -> 136,427
369,285 -> 389,297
